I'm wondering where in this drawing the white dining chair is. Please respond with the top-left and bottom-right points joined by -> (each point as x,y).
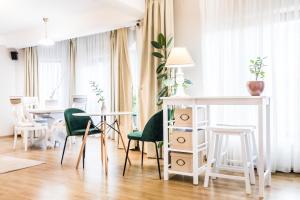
71,95 -> 88,111
10,97 -> 48,151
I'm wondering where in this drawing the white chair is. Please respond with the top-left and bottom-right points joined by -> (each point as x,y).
10,97 -> 48,151
71,95 -> 87,111
204,125 -> 257,194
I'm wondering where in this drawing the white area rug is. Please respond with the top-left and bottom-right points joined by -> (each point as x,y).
0,156 -> 45,174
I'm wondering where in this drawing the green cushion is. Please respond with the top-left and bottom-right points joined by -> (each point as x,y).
127,131 -> 143,140
72,127 -> 101,136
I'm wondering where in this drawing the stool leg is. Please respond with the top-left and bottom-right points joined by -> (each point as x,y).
216,134 -> 223,167
245,134 -> 256,185
241,134 -> 251,194
250,130 -> 258,164
212,134 -> 221,180
223,135 -> 229,164
204,133 -> 216,187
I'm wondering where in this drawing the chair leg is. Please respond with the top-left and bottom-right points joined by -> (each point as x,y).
13,129 -> 18,149
61,136 -> 68,165
123,139 -> 131,176
141,141 -> 144,167
154,142 -> 161,179
82,136 -> 86,169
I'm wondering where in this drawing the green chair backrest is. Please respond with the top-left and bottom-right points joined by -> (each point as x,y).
141,110 -> 163,142
64,108 -> 92,136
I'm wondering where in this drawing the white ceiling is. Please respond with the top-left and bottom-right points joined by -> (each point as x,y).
0,0 -> 144,48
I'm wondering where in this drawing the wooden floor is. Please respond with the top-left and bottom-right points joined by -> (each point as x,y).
0,136 -> 300,200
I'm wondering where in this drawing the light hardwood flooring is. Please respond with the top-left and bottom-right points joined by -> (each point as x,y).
0,136 -> 300,200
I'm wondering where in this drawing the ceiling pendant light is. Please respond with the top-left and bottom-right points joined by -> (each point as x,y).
39,17 -> 55,46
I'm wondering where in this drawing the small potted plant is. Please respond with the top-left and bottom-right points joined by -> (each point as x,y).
89,81 -> 106,112
247,56 -> 267,96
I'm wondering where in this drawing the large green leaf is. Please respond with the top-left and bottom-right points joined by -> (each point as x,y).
158,33 -> 166,46
157,73 -> 167,80
151,41 -> 162,49
156,63 -> 165,74
152,52 -> 163,58
166,37 -> 173,48
158,86 -> 168,97
157,99 -> 163,106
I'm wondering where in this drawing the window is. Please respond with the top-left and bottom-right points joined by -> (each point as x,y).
75,33 -> 111,113
38,41 -> 70,107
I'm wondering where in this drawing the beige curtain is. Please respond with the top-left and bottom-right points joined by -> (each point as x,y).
25,47 -> 39,97
139,0 -> 174,157
111,28 -> 133,148
69,38 -> 77,106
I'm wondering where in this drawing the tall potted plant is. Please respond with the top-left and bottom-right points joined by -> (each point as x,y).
247,56 -> 267,96
151,33 -> 192,106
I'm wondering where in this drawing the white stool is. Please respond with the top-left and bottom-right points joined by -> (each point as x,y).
204,126 -> 256,194
216,124 -> 258,168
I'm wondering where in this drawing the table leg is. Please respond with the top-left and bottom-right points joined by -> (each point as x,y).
163,104 -> 169,181
103,120 -> 108,175
266,103 -> 271,186
100,122 -> 104,166
115,119 -> 131,165
192,105 -> 199,185
258,105 -> 265,198
76,120 -> 91,169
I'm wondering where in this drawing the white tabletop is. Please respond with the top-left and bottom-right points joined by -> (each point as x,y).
28,108 -> 65,114
73,112 -> 133,117
162,96 -> 270,105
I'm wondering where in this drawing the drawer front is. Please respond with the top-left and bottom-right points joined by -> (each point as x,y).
174,108 -> 192,127
171,152 -> 205,173
170,131 -> 192,150
171,153 -> 193,172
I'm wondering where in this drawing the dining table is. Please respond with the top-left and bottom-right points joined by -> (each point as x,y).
72,111 -> 133,175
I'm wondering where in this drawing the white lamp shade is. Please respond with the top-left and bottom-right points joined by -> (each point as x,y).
165,47 -> 194,68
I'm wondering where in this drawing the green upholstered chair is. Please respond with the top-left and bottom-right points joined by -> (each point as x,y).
61,108 -> 102,167
123,110 -> 163,179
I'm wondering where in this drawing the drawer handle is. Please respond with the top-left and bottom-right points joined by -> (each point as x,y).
176,137 -> 186,144
180,114 -> 190,121
176,159 -> 186,166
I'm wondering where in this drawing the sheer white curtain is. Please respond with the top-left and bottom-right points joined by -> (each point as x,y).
199,0 -> 300,172
128,28 -> 140,129
75,33 -> 111,113
37,41 -> 70,107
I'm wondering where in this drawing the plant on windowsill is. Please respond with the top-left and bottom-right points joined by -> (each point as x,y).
247,56 -> 267,96
89,81 -> 106,112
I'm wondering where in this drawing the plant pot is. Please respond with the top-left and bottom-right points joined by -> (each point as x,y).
247,81 -> 265,96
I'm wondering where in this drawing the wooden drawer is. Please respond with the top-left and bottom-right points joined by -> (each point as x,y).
174,108 -> 192,127
170,130 -> 205,151
173,108 -> 206,127
170,152 -> 203,173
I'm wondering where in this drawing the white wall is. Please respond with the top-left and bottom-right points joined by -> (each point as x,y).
0,46 -> 24,136
174,0 -> 202,96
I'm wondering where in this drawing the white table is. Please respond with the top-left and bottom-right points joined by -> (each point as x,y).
73,112 -> 133,174
28,108 -> 64,115
162,96 -> 271,198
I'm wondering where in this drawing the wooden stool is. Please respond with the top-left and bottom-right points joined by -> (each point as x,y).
204,126 -> 256,194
